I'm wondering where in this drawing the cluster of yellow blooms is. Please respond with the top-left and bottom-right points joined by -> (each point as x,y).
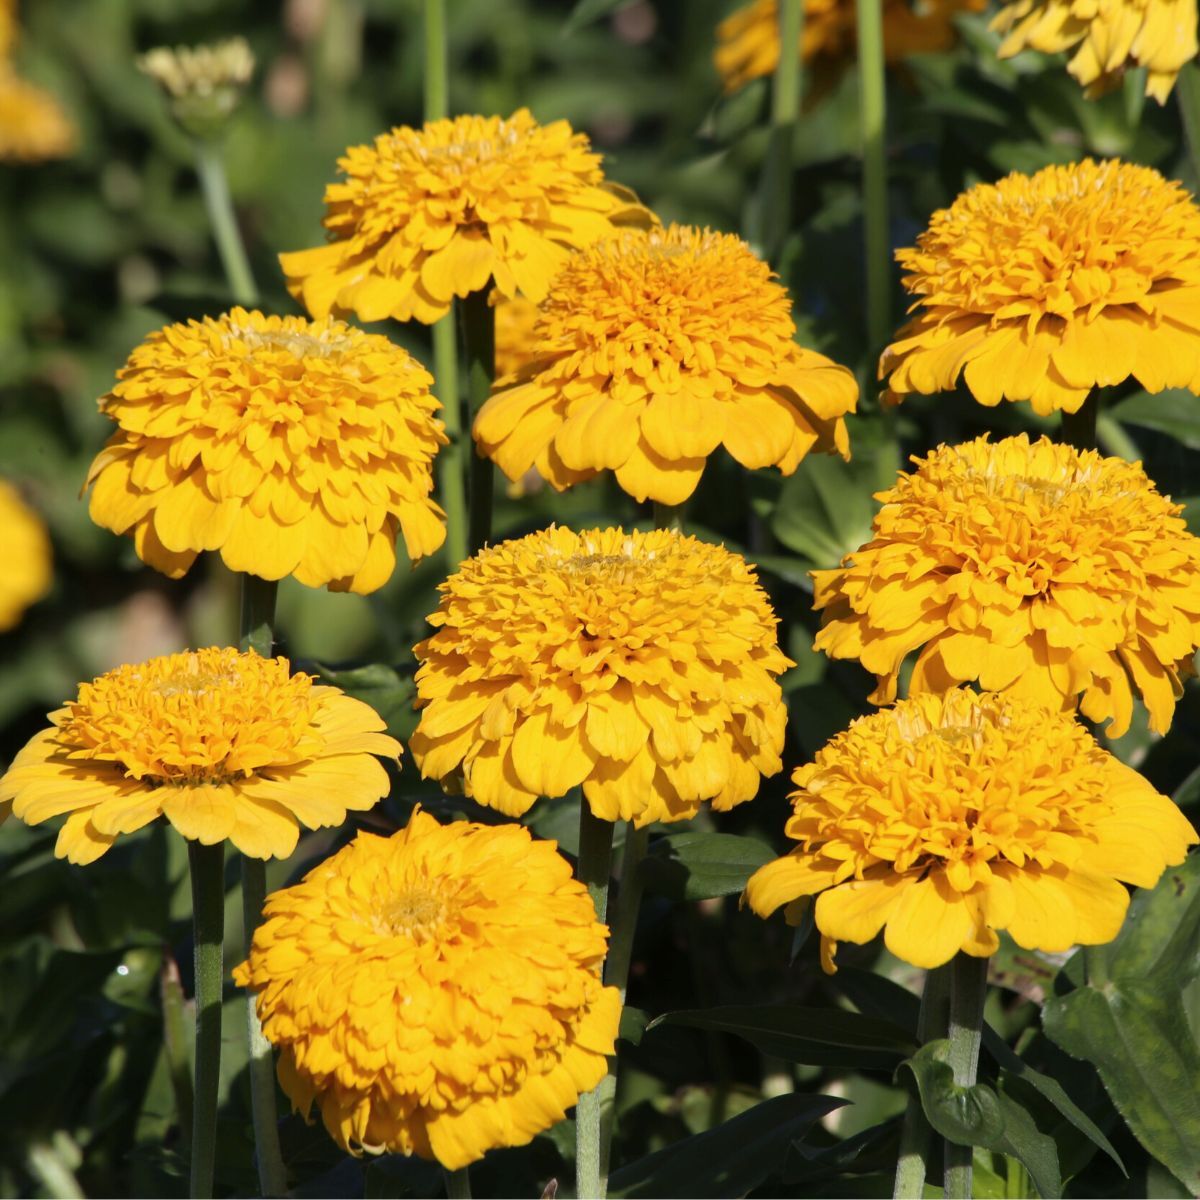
4,41 -> 1200,1181
0,0 -> 74,162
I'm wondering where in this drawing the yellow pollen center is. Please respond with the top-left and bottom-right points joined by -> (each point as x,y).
222,324 -> 356,360
380,888 -> 448,941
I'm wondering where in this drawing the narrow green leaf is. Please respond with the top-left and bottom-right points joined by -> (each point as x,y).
641,831 -> 775,901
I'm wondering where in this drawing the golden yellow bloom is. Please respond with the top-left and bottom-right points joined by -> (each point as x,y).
881,159 -> 1200,415
474,225 -> 857,505
746,688 -> 1197,970
492,291 -> 540,379
411,526 -> 792,825
233,809 -> 619,1169
0,480 -> 51,633
813,435 -> 1200,737
714,0 -> 984,93
0,647 -> 400,861
0,67 -> 75,163
993,0 -> 1195,102
280,109 -> 650,326
85,308 -> 446,593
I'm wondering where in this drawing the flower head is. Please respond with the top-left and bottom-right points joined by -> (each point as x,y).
0,68 -> 75,162
813,434 -> 1200,736
85,308 -> 446,593
0,480 -> 51,632
280,109 -> 651,326
474,225 -> 857,505
715,0 -> 983,94
881,159 -> 1200,415
492,291 -> 540,379
138,37 -> 255,138
746,688 -> 1197,970
992,0 -> 1195,102
0,647 -> 400,861
410,526 -> 792,825
233,809 -> 619,1169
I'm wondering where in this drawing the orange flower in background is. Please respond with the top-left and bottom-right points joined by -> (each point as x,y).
0,67 -> 75,162
881,159 -> 1200,415
474,224 -> 857,506
746,689 -> 1197,971
0,480 -> 51,633
714,0 -> 985,93
410,526 -> 792,825
813,435 -> 1200,736
992,0 -> 1196,102
280,109 -> 652,325
85,308 -> 446,593
0,647 -> 400,861
234,810 -> 619,1168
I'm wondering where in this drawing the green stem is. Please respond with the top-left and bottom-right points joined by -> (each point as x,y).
1060,392 -> 1099,452
761,0 -> 804,265
160,953 -> 194,1150
424,0 -> 449,119
1177,63 -> 1200,187
462,290 -> 495,554
238,575 -> 287,1197
892,965 -> 951,1199
188,841 -> 226,1200
855,0 -> 889,354
653,500 -> 685,531
576,802 -> 616,1200
1096,413 -> 1140,462
193,140 -> 259,307
943,954 -> 990,1199
1083,943 -> 1110,990
443,1166 -> 472,1199
433,317 -> 467,567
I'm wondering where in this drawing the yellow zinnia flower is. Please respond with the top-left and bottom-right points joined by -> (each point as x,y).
746,688 -> 1197,971
0,647 -> 400,862
992,0 -> 1196,102
0,480 -> 51,632
0,67 -> 75,163
714,0 -> 984,94
474,225 -> 857,506
84,308 -> 447,593
880,159 -> 1200,415
233,809 -> 620,1169
410,526 -> 792,824
813,434 -> 1200,737
279,108 -> 650,326
491,291 -> 540,379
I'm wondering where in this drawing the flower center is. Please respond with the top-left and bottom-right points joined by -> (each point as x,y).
379,887 -> 448,941
222,323 -> 356,360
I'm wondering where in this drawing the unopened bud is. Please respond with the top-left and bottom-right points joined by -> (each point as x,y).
138,37 -> 254,139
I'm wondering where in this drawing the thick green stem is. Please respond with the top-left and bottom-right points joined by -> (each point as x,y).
855,0 -> 889,354
653,500 -> 685,531
443,1166 -> 472,1199
423,0 -> 449,119
462,290 -> 495,554
892,965 -> 951,1199
188,841 -> 226,1200
239,575 -> 278,659
193,140 -> 259,307
161,953 -> 194,1150
761,0 -> 804,265
943,954 -> 990,1199
1178,63 -> 1200,187
433,317 -> 467,566
1060,393 -> 1099,452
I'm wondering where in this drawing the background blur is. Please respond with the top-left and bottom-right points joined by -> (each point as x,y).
3,1 -> 1200,1196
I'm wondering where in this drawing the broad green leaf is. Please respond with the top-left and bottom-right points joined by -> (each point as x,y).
899,1041 -> 1062,1199
620,1006 -> 648,1045
608,1093 -> 846,1198
649,1004 -> 915,1070
640,831 -> 775,901
1108,390 -> 1200,450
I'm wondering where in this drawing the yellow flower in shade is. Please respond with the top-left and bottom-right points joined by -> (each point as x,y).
746,688 -> 1197,971
992,0 -> 1196,102
232,809 -> 620,1169
492,291 -> 540,379
279,108 -> 651,326
410,526 -> 792,825
474,225 -> 858,506
881,159 -> 1200,416
0,647 -> 400,861
0,480 -> 51,633
813,434 -> 1200,737
0,68 -> 76,163
714,0 -> 984,94
84,308 -> 447,593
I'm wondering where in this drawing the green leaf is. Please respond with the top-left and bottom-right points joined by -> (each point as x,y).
640,831 -> 775,901
648,1004 -> 916,1069
899,1041 -> 1062,1199
307,662 -> 415,739
608,1092 -> 846,1198
1108,390 -> 1200,450
619,1005 -> 648,1046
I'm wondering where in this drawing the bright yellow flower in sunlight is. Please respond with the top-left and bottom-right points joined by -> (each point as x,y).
0,480 -> 51,633
0,647 -> 400,861
813,435 -> 1200,737
993,0 -> 1196,102
280,109 -> 651,325
881,159 -> 1200,415
714,0 -> 984,94
474,225 -> 857,506
85,308 -> 446,593
233,809 -> 619,1170
0,68 -> 76,163
410,526 -> 792,825
746,688 -> 1197,971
